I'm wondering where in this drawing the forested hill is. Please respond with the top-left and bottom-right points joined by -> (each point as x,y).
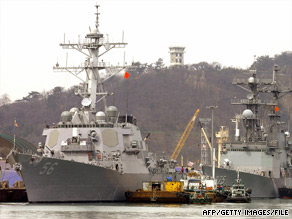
1,52 -> 292,163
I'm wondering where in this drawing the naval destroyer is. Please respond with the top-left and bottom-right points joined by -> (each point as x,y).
8,5 -> 177,202
202,65 -> 292,197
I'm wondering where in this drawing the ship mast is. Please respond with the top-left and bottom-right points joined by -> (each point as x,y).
53,5 -> 127,113
232,65 -> 292,144
232,70 -> 267,142
85,4 -> 106,111
260,65 -> 292,142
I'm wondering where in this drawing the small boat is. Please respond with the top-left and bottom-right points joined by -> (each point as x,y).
278,187 -> 292,199
0,160 -> 28,202
125,181 -> 190,203
214,185 -> 229,202
183,173 -> 227,203
226,170 -> 251,203
0,182 -> 28,202
189,190 -> 212,205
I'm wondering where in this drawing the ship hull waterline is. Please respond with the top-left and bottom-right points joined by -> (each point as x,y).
202,166 -> 291,198
13,152 -> 171,203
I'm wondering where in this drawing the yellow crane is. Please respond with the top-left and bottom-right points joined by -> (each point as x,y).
171,109 -> 200,160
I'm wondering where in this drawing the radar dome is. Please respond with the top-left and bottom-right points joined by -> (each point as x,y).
69,107 -> 79,116
61,111 -> 72,122
242,109 -> 253,119
248,77 -> 255,84
106,106 -> 118,117
96,111 -> 106,122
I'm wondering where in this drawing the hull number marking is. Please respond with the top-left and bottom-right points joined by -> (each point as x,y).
39,162 -> 58,175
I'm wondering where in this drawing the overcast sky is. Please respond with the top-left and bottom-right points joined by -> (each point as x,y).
1,0 -> 292,101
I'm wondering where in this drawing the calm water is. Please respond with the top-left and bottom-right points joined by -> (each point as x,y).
0,199 -> 291,219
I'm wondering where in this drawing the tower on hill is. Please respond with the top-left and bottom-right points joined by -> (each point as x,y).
169,46 -> 185,66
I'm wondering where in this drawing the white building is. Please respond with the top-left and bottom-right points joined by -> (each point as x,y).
169,46 -> 185,66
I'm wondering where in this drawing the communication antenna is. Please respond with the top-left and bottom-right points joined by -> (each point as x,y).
272,64 -> 279,84
253,55 -> 256,70
125,79 -> 129,124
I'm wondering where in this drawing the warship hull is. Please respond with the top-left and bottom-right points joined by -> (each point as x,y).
13,153 -> 166,203
202,166 -> 291,198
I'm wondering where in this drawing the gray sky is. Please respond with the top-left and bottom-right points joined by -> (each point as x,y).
1,0 -> 292,101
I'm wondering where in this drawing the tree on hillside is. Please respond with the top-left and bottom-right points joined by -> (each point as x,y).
129,62 -> 148,74
47,86 -> 65,109
154,58 -> 165,72
190,62 -> 213,71
52,86 -> 64,95
22,91 -> 42,101
250,55 -> 274,72
0,93 -> 11,106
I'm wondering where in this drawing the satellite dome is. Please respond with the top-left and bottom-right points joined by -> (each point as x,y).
96,111 -> 106,122
248,77 -> 255,84
69,107 -> 79,116
61,111 -> 71,116
81,98 -> 92,107
242,109 -> 253,119
61,111 -> 72,122
106,106 -> 118,117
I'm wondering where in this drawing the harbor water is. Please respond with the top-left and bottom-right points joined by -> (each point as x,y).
0,199 -> 291,219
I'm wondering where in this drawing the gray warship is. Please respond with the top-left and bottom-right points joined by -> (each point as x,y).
8,5 -> 177,202
202,65 -> 292,197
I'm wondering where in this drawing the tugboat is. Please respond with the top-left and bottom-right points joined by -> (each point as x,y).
7,4 -> 178,203
278,187 -> 292,199
214,185 -> 229,202
226,170 -> 251,203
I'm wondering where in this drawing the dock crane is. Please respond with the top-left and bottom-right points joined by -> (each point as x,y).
171,109 -> 200,160
201,126 -> 217,161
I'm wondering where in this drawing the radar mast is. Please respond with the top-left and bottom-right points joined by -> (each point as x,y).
53,5 -> 127,112
232,65 -> 292,144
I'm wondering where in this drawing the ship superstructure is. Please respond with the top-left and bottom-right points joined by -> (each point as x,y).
203,65 -> 292,197
8,5 -> 177,202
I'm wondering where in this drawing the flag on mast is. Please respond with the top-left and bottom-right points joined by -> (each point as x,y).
13,119 -> 18,149
275,106 -> 279,112
124,71 -> 130,79
14,119 -> 18,128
